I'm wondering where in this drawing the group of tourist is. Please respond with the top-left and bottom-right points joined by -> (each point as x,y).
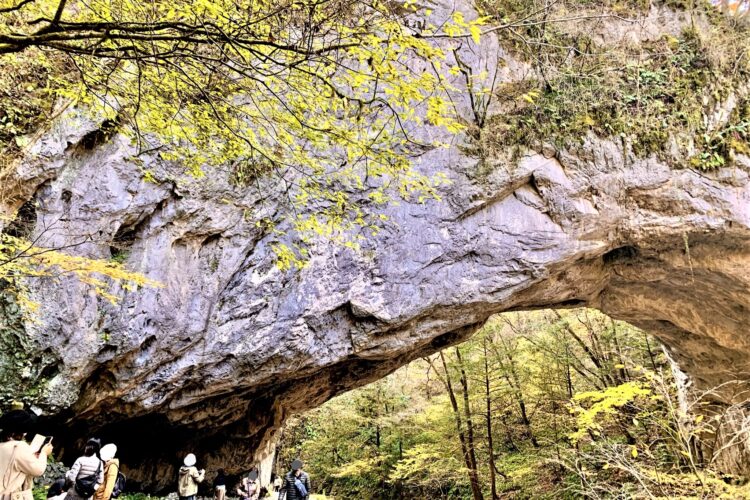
0,410 -> 121,500
178,454 -> 311,500
0,408 -> 310,500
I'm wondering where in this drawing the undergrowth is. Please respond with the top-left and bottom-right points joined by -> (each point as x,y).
0,50 -> 73,145
475,0 -> 750,170
0,49 -> 75,200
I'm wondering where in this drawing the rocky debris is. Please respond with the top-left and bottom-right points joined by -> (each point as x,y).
37,459 -> 67,487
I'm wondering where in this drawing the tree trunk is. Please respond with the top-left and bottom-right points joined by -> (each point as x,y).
483,337 -> 499,499
455,347 -> 485,500
644,332 -> 658,372
553,310 -> 613,387
610,318 -> 630,383
436,352 -> 476,497
491,338 -> 539,448
564,342 -> 574,398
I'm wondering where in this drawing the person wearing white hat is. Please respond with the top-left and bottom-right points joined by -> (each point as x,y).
93,445 -> 119,500
177,454 -> 204,500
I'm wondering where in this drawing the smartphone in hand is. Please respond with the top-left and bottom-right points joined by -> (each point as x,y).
29,434 -> 53,453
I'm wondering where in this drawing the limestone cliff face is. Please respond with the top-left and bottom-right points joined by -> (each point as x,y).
1,0 -> 749,491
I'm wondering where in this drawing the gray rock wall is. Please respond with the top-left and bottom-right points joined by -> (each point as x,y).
1,1 -> 749,491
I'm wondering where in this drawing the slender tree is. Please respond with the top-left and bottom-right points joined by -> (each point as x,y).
455,347 -> 484,500
433,351 -> 484,500
482,335 -> 499,499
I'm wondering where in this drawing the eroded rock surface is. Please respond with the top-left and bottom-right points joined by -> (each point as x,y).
1,1 -> 749,492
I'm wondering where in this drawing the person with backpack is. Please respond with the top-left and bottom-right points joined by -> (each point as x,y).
279,460 -> 310,500
93,444 -> 121,500
64,438 -> 104,500
235,470 -> 259,500
0,409 -> 54,500
177,454 -> 204,500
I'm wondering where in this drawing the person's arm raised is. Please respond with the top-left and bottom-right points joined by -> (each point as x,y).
15,442 -> 49,477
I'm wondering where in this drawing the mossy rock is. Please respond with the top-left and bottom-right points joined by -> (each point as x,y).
0,289 -> 53,410
474,0 -> 750,170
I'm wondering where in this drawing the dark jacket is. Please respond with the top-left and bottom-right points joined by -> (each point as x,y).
212,473 -> 226,488
280,471 -> 310,500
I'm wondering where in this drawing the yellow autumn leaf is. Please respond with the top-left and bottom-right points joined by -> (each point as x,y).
452,11 -> 467,27
470,25 -> 481,44
0,0 -> 470,271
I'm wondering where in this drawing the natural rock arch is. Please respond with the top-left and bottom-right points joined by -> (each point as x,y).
1,1 -> 749,491
5,125 -> 747,491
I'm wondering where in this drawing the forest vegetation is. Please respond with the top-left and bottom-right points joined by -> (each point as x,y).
278,309 -> 750,499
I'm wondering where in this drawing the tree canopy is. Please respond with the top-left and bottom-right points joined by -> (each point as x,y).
279,310 -> 750,499
0,0 -> 489,303
0,0 -> 487,260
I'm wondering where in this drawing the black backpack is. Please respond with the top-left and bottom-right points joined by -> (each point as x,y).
74,460 -> 102,498
111,467 -> 126,498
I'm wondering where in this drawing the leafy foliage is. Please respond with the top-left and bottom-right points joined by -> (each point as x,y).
0,0 -> 490,262
0,231 -> 160,313
279,309 -> 750,499
570,381 -> 651,442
